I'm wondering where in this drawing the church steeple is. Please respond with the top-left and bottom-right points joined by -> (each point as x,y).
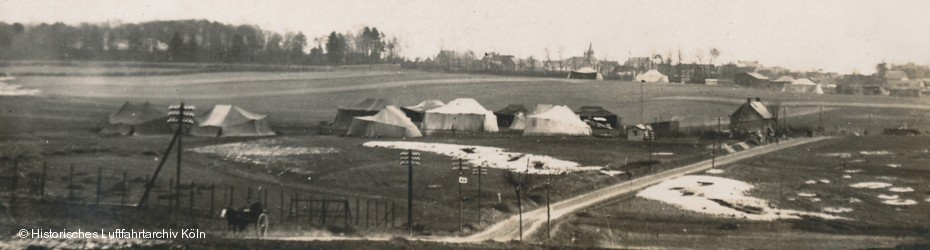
585,42 -> 594,59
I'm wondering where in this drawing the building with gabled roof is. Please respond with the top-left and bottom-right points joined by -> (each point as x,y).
730,97 -> 775,133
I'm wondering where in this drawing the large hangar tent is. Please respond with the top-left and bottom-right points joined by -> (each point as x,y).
523,105 -> 592,136
635,70 -> 670,83
422,98 -> 499,133
494,104 -> 528,128
99,102 -> 171,136
567,67 -> 603,80
575,106 -> 620,129
400,99 -> 445,123
333,98 -> 392,128
347,106 -> 423,138
190,105 -> 275,137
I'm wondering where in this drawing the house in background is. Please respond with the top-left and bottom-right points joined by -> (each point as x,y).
626,124 -> 654,141
730,97 -> 776,134
734,72 -> 771,88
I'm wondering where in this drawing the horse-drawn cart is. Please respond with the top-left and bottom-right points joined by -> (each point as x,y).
221,202 -> 269,238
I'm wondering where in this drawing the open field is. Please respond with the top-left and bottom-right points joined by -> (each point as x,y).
551,136 -> 930,248
2,63 -> 930,247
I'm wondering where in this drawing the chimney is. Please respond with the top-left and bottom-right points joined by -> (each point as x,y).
756,97 -> 761,102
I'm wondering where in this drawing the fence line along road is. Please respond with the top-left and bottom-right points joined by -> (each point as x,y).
448,136 -> 829,243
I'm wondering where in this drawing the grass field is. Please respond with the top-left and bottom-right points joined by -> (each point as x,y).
2,62 -> 930,247
550,136 -> 930,248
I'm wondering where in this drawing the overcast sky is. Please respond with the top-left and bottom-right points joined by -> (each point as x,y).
2,0 -> 929,74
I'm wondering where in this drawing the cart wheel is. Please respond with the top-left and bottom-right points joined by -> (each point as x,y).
256,213 -> 269,238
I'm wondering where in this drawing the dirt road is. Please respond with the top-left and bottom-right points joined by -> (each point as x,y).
442,136 -> 829,243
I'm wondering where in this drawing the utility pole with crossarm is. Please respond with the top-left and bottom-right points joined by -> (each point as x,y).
399,150 -> 420,235
472,163 -> 488,224
138,103 -> 194,208
452,158 -> 469,231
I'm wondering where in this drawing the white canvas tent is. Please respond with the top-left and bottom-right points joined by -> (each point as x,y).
783,79 -> 823,94
190,105 -> 275,137
347,106 -> 422,138
635,70 -> 670,83
523,105 -> 592,136
422,98 -> 499,133
99,102 -> 171,136
400,99 -> 445,123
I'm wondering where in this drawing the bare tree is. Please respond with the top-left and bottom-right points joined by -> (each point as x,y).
709,48 -> 720,65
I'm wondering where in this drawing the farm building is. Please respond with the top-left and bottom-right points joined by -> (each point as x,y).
494,104 -> 528,128
523,105 -> 592,136
99,102 -> 172,136
421,98 -> 499,133
626,124 -> 654,141
729,98 -> 775,133
333,98 -> 393,128
567,67 -> 603,80
772,76 -> 795,84
401,99 -> 445,123
190,105 -> 275,137
648,120 -> 680,138
575,106 -> 620,130
635,70 -> 669,83
734,72 -> 771,88
347,106 -> 423,138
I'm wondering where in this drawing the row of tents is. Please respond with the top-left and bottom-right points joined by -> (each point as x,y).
335,98 -> 624,138
99,102 -> 275,137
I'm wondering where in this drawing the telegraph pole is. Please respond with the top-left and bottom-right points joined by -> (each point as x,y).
546,177 -> 552,239
138,103 -> 194,208
399,150 -> 420,235
472,164 -> 488,224
452,158 -> 469,232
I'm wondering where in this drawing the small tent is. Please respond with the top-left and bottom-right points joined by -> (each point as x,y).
523,105 -> 592,136
422,98 -> 499,133
626,124 -> 654,141
575,106 -> 620,130
347,106 -> 423,138
99,102 -> 171,136
509,113 -> 527,130
333,98 -> 392,128
494,104 -> 528,128
783,84 -> 824,94
400,100 -> 445,123
773,76 -> 796,84
190,105 -> 275,137
635,70 -> 670,83
567,67 -> 603,80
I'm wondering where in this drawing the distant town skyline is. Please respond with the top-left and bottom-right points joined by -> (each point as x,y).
2,0 -> 929,74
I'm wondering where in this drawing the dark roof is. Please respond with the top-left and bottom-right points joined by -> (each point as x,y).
575,106 -> 616,117
340,98 -> 392,111
743,72 -> 769,80
495,104 -> 528,115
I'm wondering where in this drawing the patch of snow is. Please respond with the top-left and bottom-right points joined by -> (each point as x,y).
819,179 -> 831,184
842,175 -> 852,179
651,152 -> 674,156
705,169 -> 725,174
844,169 -> 863,173
847,198 -> 862,203
819,152 -> 852,158
876,176 -> 897,181
889,187 -> 914,193
190,139 -> 340,165
599,170 -> 626,177
848,159 -> 865,163
637,175 -> 844,221
849,182 -> 893,189
804,180 -> 817,184
877,194 -> 899,200
885,164 -> 901,168
823,207 -> 854,213
363,141 -> 600,175
859,151 -> 893,156
883,199 -> 917,206
0,82 -> 41,96
798,192 -> 817,197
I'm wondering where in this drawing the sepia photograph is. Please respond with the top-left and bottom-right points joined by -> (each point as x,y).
1,0 -> 930,249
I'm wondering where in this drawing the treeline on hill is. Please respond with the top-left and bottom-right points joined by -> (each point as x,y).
0,20 -> 404,65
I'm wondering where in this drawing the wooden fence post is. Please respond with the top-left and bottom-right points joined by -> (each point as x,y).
95,167 -> 102,205
121,170 -> 127,204
68,164 -> 74,200
210,184 -> 215,216
189,180 -> 194,217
